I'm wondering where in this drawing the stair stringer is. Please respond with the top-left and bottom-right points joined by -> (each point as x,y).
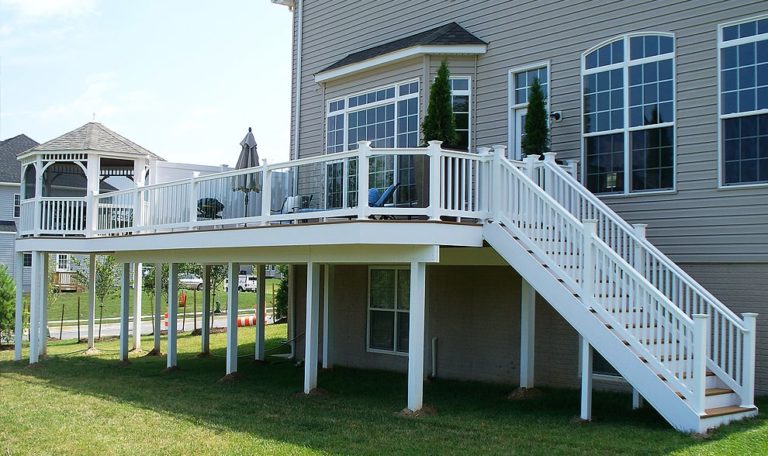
483,221 -> 702,432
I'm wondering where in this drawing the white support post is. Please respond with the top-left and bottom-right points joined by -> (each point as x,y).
692,314 -> 709,415
41,253 -> 48,356
741,313 -> 758,408
260,163 -> 272,225
427,140 -> 443,221
201,265 -> 211,355
119,262 -> 130,362
33,159 -> 42,236
542,152 -> 557,193
132,159 -> 146,233
580,336 -> 593,421
29,252 -> 41,364
85,154 -> 100,237
13,252 -> 24,361
153,263 -> 162,354
476,146 -> 491,216
132,262 -> 143,351
167,263 -> 179,368
356,141 -> 371,220
304,262 -> 321,393
87,253 -> 96,350
407,262 -> 427,411
632,389 -> 643,410
523,154 -> 539,183
255,264 -> 266,361
582,220 -> 598,308
322,264 -> 333,369
225,262 -> 240,375
520,278 -> 536,389
88,191 -> 99,236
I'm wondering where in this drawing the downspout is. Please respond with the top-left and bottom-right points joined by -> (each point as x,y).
292,0 -> 303,194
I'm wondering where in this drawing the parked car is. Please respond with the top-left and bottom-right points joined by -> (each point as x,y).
224,274 -> 258,292
178,273 -> 203,290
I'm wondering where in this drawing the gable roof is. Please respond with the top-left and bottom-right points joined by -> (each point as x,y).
0,134 -> 39,183
316,22 -> 487,82
24,122 -> 165,161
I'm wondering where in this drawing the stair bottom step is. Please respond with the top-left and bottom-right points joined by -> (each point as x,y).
704,405 -> 756,418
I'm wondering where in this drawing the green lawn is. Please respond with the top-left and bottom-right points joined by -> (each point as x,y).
1,326 -> 767,455
33,278 -> 281,323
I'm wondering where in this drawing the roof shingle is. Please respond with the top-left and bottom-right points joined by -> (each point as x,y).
0,134 -> 39,183
25,122 -> 164,160
319,22 -> 487,74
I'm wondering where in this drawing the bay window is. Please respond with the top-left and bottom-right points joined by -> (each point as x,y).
582,33 -> 675,194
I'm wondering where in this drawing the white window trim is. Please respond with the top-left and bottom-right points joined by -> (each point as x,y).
507,61 -> 551,160
55,254 -> 70,273
366,265 -> 410,357
23,253 -> 32,268
449,75 -> 473,151
579,32 -> 678,196
717,13 -> 768,189
324,79 -> 420,210
13,193 -> 20,219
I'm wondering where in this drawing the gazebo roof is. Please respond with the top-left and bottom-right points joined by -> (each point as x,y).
22,122 -> 165,161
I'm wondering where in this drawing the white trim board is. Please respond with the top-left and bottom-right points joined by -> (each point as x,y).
315,44 -> 487,83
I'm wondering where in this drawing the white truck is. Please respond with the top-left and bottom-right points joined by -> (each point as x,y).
224,274 -> 258,292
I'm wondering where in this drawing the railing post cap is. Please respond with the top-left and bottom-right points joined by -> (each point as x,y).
542,152 -> 557,162
427,140 -> 443,147
582,219 -> 598,234
742,312 -> 758,320
358,140 -> 372,148
692,314 -> 710,320
476,146 -> 491,155
524,154 -> 540,162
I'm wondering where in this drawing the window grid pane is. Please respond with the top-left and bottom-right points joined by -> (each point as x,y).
631,126 -> 674,191
514,67 -> 548,105
586,133 -> 625,193
723,114 -> 768,185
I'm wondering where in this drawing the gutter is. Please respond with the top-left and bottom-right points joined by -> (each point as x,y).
293,0 -> 303,163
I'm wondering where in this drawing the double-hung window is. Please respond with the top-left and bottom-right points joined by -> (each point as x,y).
510,65 -> 549,159
582,34 -> 675,194
325,80 -> 420,208
367,267 -> 410,354
449,77 -> 471,151
13,194 -> 20,218
55,254 -> 70,272
719,16 -> 768,186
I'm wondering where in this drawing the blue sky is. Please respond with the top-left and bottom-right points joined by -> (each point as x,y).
0,0 -> 292,166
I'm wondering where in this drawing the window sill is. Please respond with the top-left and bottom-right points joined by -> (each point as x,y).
718,182 -> 768,191
366,348 -> 409,357
595,189 -> 677,199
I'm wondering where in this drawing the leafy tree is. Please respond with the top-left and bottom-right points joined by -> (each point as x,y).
521,78 -> 550,156
421,60 -> 457,147
0,265 -> 15,344
274,265 -> 288,319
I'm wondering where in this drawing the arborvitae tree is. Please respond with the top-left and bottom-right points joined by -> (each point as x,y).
274,265 -> 288,319
0,265 -> 15,344
521,78 -> 550,156
421,60 -> 457,147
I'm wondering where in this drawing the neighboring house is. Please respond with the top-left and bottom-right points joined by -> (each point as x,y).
12,1 -> 768,434
0,134 -> 39,291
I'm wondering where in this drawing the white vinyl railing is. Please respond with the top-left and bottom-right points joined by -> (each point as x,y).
492,153 -> 701,407
38,197 -> 87,235
527,152 -> 755,407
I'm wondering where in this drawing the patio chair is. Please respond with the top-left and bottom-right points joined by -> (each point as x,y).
368,183 -> 400,220
197,198 -> 225,220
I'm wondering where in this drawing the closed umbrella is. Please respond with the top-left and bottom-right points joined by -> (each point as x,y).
233,127 -> 261,217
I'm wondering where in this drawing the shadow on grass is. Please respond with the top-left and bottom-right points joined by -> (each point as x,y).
2,333 -> 765,455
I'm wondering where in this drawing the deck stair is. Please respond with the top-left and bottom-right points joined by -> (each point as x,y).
482,150 -> 757,432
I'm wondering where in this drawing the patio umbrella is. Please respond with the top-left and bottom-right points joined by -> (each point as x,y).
233,127 -> 261,217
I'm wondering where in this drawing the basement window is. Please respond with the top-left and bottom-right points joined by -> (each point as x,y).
367,267 -> 409,355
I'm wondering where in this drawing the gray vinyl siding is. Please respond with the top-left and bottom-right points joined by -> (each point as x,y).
0,233 -> 30,292
293,0 -> 768,263
0,184 -> 20,221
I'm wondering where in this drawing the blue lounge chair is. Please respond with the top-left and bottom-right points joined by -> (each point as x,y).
368,183 -> 400,207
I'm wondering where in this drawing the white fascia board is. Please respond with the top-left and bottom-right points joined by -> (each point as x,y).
0,182 -> 20,187
314,44 -> 488,83
14,222 -> 483,256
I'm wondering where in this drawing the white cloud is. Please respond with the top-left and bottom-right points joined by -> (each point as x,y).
0,24 -> 12,35
0,0 -> 97,18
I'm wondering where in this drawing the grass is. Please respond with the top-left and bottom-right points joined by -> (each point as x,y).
30,278 -> 281,323
1,326 -> 767,455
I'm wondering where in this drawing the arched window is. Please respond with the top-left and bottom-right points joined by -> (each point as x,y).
582,33 -> 675,194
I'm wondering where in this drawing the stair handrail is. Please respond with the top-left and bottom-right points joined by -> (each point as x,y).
495,159 -> 699,400
537,156 -> 747,331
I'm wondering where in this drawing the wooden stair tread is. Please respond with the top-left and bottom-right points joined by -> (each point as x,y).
704,405 -> 757,418
675,388 -> 733,399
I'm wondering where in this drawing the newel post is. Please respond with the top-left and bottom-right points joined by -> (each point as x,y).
476,146 -> 491,217
86,191 -> 99,237
741,313 -> 758,408
542,152 -> 557,193
427,140 -> 442,221
188,172 -> 199,229
261,159 -> 272,225
489,145 -> 505,218
692,314 -> 710,415
33,159 -> 43,236
356,141 -> 371,220
632,223 -> 648,276
581,220 -> 598,307
523,154 -> 539,183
